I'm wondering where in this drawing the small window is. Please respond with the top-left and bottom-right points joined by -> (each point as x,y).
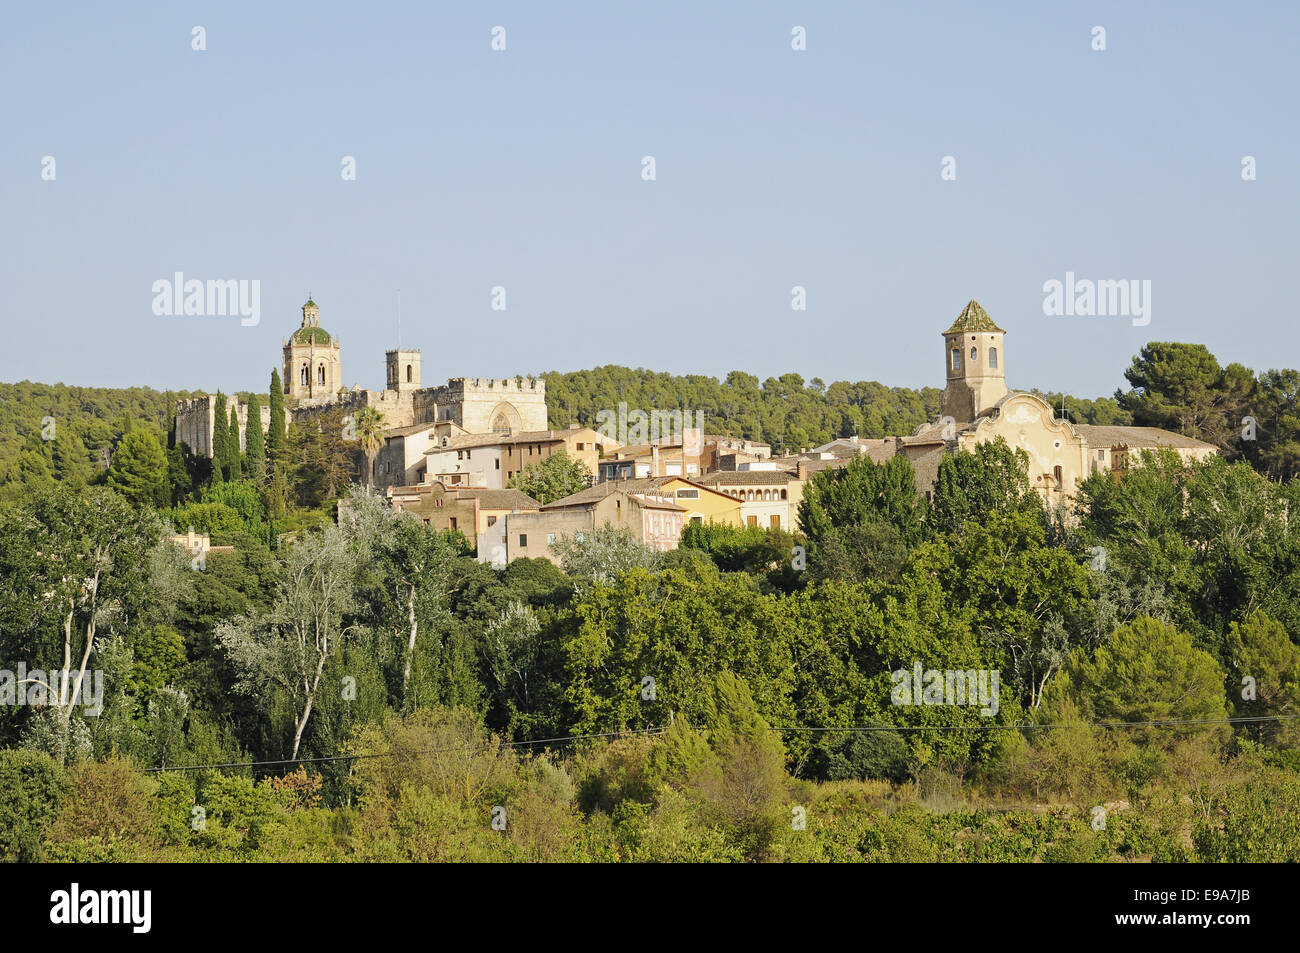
1097,449 -> 1105,460
547,533 -> 556,545
1053,465 -> 1063,486
406,364 -> 412,383
519,534 -> 528,547
951,348 -> 962,371
317,365 -> 325,385
487,516 -> 497,527
989,347 -> 998,368
449,517 -> 457,530
970,347 -> 978,361
576,532 -> 585,543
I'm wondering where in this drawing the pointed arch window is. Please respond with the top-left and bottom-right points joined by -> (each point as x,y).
300,364 -> 309,386
317,364 -> 326,385
970,347 -> 978,362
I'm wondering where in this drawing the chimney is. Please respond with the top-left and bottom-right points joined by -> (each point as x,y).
651,443 -> 660,476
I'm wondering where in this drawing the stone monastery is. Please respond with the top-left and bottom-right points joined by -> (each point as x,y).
174,298 -> 549,457
173,297 -> 1217,567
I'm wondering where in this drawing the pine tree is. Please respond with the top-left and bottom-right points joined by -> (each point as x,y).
228,404 -> 243,481
268,369 -> 287,468
212,393 -> 229,482
245,392 -> 266,483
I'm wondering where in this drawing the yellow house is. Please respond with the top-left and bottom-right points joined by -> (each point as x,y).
571,476 -> 743,527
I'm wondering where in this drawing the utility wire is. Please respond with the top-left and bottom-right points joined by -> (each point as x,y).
144,725 -> 669,773
142,712 -> 1297,774
771,713 -> 1300,732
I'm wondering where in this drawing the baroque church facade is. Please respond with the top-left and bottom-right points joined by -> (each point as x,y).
895,300 -> 1217,508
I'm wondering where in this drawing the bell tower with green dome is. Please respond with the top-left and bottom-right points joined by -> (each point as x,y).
283,297 -> 343,404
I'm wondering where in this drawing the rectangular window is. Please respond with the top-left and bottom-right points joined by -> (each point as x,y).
449,517 -> 457,530
676,489 -> 699,500
547,533 -> 556,545
989,347 -> 998,369
495,459 -> 501,469
770,514 -> 781,528
519,534 -> 528,547
747,516 -> 758,528
1097,450 -> 1105,460
487,516 -> 497,527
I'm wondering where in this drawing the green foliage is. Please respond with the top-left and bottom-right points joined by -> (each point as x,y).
507,449 -> 590,504
267,370 -> 287,467
0,749 -> 67,862
245,393 -> 266,483
798,454 -> 926,583
679,521 -> 804,592
929,438 -> 1039,536
106,429 -> 169,508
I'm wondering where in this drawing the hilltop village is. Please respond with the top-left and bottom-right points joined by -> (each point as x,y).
175,298 -> 1216,567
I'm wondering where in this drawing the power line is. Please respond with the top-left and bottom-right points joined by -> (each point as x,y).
142,713 -> 1298,774
771,713 -> 1300,733
143,725 -> 669,774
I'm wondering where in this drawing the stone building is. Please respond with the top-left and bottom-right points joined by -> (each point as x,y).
283,299 -> 343,404
176,296 -> 551,462
502,486 -> 686,566
173,394 -> 270,457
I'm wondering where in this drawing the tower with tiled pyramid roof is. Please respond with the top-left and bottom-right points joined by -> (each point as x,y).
939,299 -> 1008,423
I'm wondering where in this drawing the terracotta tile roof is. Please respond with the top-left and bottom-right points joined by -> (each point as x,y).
1073,425 -> 1218,451
699,469 -> 800,485
452,487 -> 542,509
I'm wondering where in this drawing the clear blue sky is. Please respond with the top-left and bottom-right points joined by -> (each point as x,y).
2,1 -> 1296,398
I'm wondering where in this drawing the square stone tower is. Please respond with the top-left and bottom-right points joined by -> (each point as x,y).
386,348 -> 422,393
940,300 -> 1008,422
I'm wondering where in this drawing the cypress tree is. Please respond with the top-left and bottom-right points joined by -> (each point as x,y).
212,393 -> 229,482
268,369 -> 287,467
228,403 -> 243,481
245,392 -> 266,482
